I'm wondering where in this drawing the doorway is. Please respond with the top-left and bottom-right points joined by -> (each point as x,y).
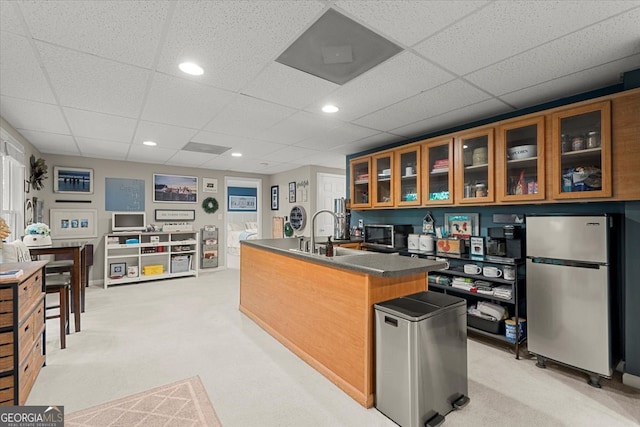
315,173 -> 346,239
224,177 -> 262,269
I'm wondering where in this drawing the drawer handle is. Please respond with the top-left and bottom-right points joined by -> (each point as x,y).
24,324 -> 30,333
23,363 -> 29,374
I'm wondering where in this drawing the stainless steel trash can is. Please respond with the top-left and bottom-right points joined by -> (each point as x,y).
375,291 -> 469,427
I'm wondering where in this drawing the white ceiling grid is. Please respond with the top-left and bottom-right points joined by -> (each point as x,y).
0,0 -> 638,174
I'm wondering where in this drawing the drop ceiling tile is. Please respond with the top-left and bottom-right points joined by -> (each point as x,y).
133,121 -> 198,150
19,1 -> 170,68
294,122 -> 379,150
126,144 -> 177,164
192,131 -> 286,160
261,162 -> 299,174
261,146 -> 324,163
156,1 -> 325,91
306,52 -> 455,121
500,54 -> 640,109
165,150 -> 217,167
36,42 -> 149,117
63,108 -> 137,143
466,7 -> 640,95
335,0 -> 489,46
0,1 -> 26,36
0,32 -> 56,103
200,156 -> 233,171
390,98 -> 513,139
261,111 -> 343,145
354,79 -> 492,131
203,95 -> 297,140
75,137 -> 129,160
142,73 -> 235,130
301,151 -> 347,169
333,132 -> 404,155
17,129 -> 78,154
242,62 -> 339,110
415,1 -> 639,76
1,97 -> 68,134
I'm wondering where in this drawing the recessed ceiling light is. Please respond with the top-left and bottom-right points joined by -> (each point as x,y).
231,152 -> 242,157
143,141 -> 157,146
322,105 -> 339,113
179,62 -> 204,76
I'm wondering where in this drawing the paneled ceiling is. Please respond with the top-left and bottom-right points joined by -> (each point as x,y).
1,1 -> 639,174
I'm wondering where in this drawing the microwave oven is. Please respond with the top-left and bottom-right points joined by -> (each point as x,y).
363,224 -> 413,250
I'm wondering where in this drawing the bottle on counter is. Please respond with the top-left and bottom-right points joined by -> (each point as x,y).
326,236 -> 334,257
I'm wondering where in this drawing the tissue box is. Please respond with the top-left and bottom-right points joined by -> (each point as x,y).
142,265 -> 163,275
436,238 -> 466,255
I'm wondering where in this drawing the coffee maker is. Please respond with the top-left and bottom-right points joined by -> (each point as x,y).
487,225 -> 524,260
333,198 -> 350,240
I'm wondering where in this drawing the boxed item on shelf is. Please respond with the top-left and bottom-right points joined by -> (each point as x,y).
171,255 -> 191,273
142,264 -> 163,275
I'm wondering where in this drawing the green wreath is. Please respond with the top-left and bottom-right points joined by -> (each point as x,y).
202,197 -> 218,214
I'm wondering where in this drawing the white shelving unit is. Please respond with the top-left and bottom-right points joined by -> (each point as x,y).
103,231 -> 199,288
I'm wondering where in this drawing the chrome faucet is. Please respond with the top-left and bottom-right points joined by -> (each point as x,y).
310,209 -> 338,254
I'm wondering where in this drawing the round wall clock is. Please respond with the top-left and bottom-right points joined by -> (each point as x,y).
289,205 -> 307,232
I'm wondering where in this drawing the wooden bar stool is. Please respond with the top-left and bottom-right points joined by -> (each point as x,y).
45,275 -> 70,349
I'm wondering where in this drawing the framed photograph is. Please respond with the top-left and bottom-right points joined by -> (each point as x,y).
155,209 -> 196,221
54,166 -> 94,194
153,174 -> 197,203
109,262 -> 126,279
271,185 -> 279,210
470,236 -> 485,257
444,213 -> 479,240
50,208 -> 98,239
202,177 -> 218,193
289,182 -> 296,203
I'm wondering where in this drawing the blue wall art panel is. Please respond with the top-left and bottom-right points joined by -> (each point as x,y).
105,178 -> 145,211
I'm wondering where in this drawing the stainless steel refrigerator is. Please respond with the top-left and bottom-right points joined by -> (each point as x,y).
526,214 -> 612,387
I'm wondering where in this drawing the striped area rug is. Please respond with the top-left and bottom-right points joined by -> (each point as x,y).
65,376 -> 221,426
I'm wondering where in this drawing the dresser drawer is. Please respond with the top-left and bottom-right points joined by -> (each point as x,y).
0,332 -> 14,374
0,289 -> 13,329
0,374 -> 14,405
18,271 -> 43,321
18,336 -> 43,405
18,300 -> 44,364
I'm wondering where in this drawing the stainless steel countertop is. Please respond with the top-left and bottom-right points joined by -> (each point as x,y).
241,238 -> 448,278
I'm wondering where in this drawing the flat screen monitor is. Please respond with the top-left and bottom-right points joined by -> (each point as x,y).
112,212 -> 147,232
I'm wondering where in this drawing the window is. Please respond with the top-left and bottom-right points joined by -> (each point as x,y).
0,133 -> 25,240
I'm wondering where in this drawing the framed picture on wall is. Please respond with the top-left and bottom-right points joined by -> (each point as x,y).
289,182 -> 296,203
271,185 -> 279,210
153,174 -> 197,203
54,166 -> 94,194
50,208 -> 98,239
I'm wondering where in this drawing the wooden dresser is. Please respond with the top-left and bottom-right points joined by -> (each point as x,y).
0,261 -> 47,405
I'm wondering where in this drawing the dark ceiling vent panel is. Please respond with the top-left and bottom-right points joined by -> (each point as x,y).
276,9 -> 403,85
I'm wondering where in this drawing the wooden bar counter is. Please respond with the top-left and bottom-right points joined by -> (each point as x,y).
239,239 -> 446,408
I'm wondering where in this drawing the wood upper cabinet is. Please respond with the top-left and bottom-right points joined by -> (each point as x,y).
496,116 -> 545,202
394,144 -> 421,206
372,151 -> 394,207
551,101 -> 612,199
422,137 -> 454,205
350,157 -> 371,208
455,128 -> 495,204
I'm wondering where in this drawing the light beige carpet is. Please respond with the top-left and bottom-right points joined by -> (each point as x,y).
65,376 -> 222,426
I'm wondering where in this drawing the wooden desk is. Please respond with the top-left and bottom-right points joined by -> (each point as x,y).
29,241 -> 86,333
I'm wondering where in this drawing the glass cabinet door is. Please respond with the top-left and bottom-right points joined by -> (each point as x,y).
422,137 -> 454,205
455,128 -> 494,204
497,116 -> 545,202
372,151 -> 394,207
349,157 -> 371,208
552,101 -> 611,199
394,145 -> 420,206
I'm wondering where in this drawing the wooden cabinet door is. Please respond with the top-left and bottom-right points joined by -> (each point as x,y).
455,128 -> 495,204
350,157 -> 371,208
497,116 -> 545,202
551,101 -> 611,199
422,137 -> 454,205
394,144 -> 421,206
372,151 -> 394,208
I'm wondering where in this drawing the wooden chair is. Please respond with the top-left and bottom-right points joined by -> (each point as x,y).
44,274 -> 70,349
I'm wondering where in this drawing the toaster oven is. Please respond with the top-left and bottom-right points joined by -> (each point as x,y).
363,224 -> 413,250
